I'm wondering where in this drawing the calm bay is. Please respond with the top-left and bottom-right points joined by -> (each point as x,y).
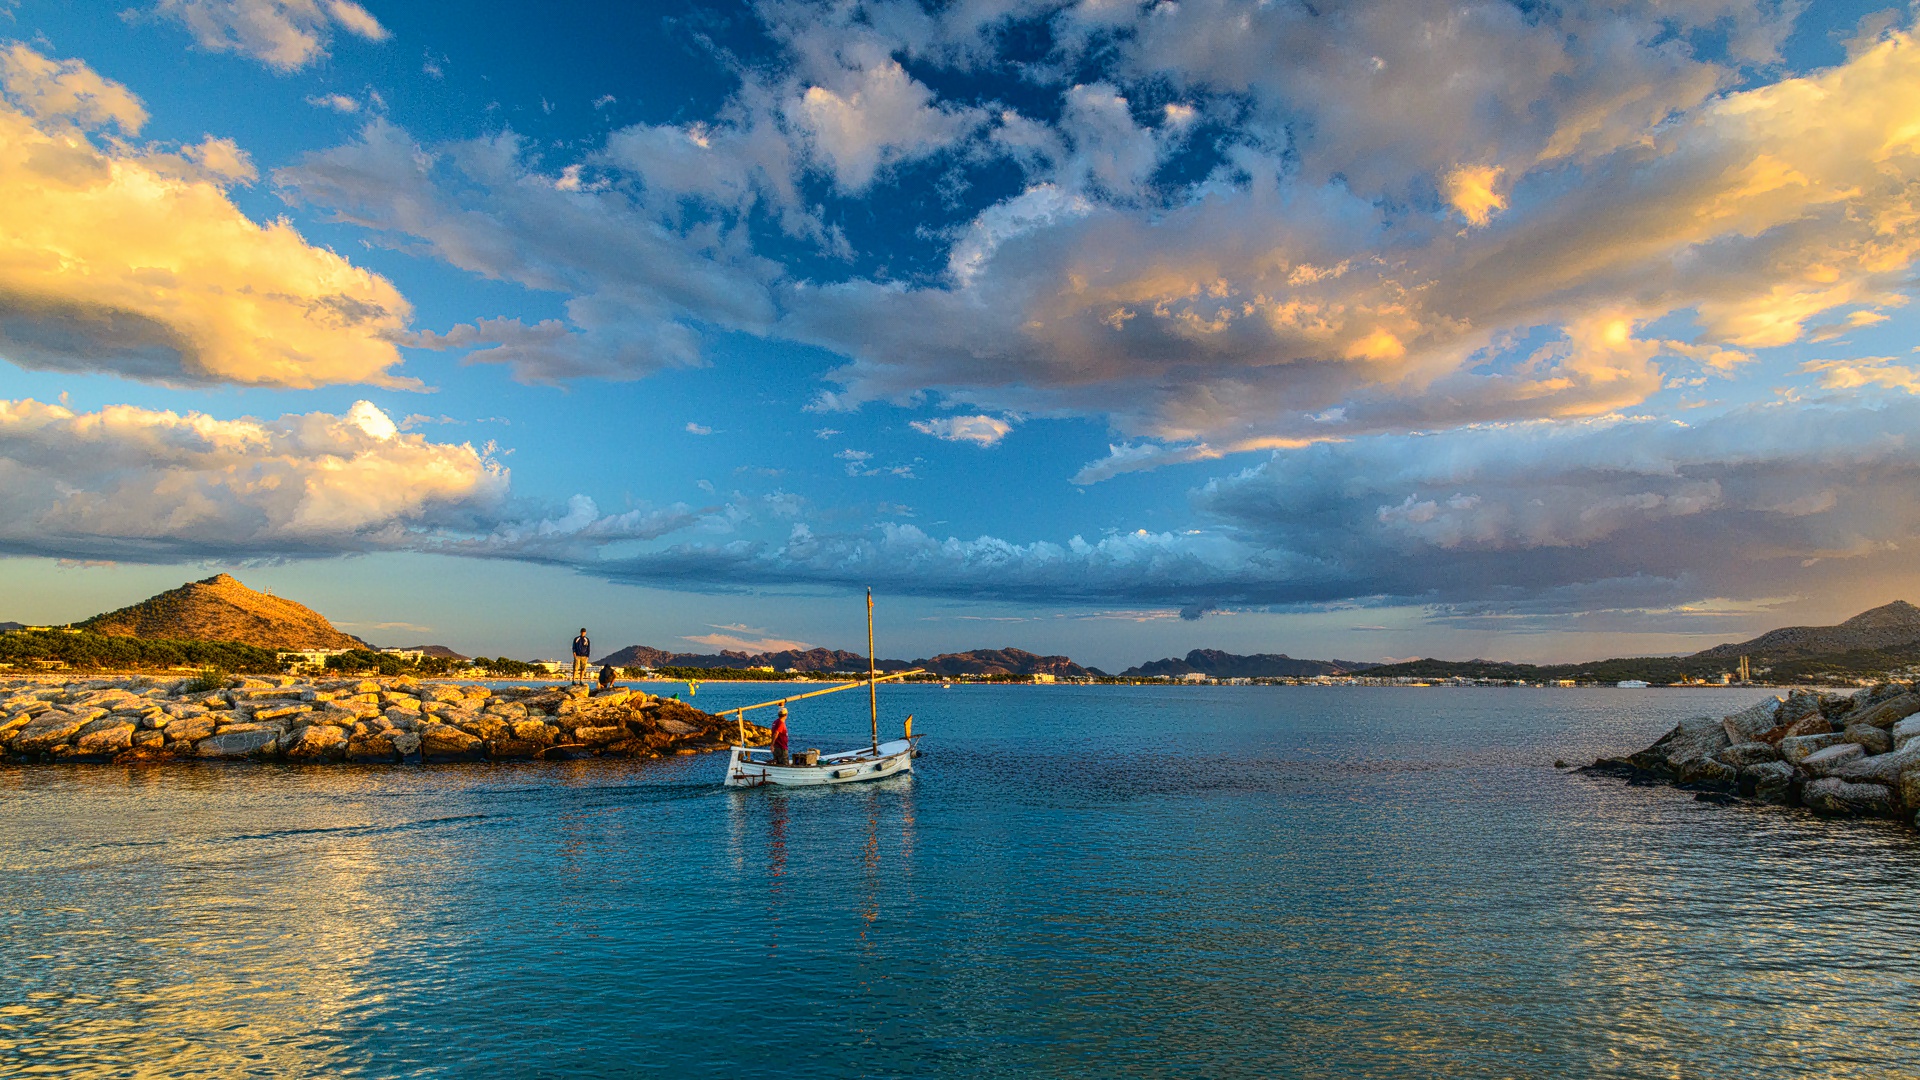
3,684 -> 1917,1077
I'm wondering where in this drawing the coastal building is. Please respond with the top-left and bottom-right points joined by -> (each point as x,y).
381,647 -> 427,661
1617,680 -> 1650,688
278,648 -> 352,666
533,660 -> 565,674
1029,673 -> 1057,684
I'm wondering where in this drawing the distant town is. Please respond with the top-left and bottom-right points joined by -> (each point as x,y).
6,575 -> 1920,688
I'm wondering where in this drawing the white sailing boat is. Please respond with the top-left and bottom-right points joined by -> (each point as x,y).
722,589 -> 923,788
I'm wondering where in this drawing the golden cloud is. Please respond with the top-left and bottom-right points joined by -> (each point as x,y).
0,45 -> 414,388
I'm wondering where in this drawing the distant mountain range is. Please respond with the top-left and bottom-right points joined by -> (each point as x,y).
1122,649 -> 1379,679
596,644 -> 1097,677
1370,600 -> 1920,683
79,574 -> 365,651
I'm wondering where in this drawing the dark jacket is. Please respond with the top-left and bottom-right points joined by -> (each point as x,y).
572,635 -> 591,657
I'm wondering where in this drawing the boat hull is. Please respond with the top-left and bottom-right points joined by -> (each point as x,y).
724,738 -> 917,787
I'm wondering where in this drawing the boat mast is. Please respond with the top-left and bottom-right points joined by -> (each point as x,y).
867,587 -> 879,752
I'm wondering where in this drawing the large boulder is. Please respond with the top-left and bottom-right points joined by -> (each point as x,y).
509,720 -> 557,745
389,731 -> 422,760
1780,732 -> 1847,765
1743,760 -> 1798,804
1722,699 -> 1782,743
1827,743 -> 1920,787
1891,714 -> 1920,752
423,684 -> 467,704
486,738 -> 545,760
1759,712 -> 1832,744
345,732 -> 400,763
1720,741 -> 1781,768
1842,724 -> 1893,756
1846,692 -> 1920,730
162,713 -> 218,745
1800,742 -> 1865,777
1776,690 -> 1825,725
284,724 -> 348,763
10,711 -> 92,752
74,721 -> 135,756
420,723 -> 483,762
573,724 -> 628,747
194,728 -> 280,760
1802,778 -> 1895,818
1677,755 -> 1738,790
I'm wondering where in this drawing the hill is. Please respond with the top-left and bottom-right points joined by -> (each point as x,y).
913,648 -> 1099,678
396,644 -> 470,661
1122,648 -> 1379,679
80,574 -> 362,651
595,643 -> 1094,677
1693,601 -> 1920,661
596,645 -> 914,672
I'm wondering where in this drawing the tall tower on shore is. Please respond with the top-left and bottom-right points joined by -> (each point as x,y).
1738,655 -> 1751,683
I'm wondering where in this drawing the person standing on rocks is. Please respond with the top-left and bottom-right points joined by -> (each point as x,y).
771,704 -> 790,767
571,628 -> 592,684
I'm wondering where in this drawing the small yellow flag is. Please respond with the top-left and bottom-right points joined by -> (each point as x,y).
904,714 -> 913,738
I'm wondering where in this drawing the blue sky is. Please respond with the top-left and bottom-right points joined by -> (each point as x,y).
3,0 -> 1920,668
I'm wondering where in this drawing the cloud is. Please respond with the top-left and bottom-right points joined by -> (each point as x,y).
909,414 -> 1012,446
307,93 -> 358,113
0,46 -> 415,388
278,119 -> 781,382
681,630 -> 811,653
0,397 -> 504,561
151,0 -> 390,72
685,421 -> 713,435
1802,357 -> 1920,394
790,57 -> 981,193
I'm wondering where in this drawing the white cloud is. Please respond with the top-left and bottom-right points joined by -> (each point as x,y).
685,421 -> 713,435
152,0 -> 390,72
307,93 -> 359,113
0,398 -> 502,560
910,414 -> 1013,446
681,630 -> 811,653
790,57 -> 982,192
0,46 -> 414,388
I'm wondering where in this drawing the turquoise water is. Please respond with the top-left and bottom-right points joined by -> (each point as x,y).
4,685 -> 1918,1077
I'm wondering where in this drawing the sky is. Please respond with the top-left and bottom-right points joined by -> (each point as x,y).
3,0 -> 1920,669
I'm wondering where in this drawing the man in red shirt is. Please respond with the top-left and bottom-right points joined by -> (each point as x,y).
771,705 -> 790,766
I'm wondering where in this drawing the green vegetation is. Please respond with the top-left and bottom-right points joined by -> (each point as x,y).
476,656 -> 548,677
321,650 -> 460,677
0,629 -> 285,673
183,668 -> 228,693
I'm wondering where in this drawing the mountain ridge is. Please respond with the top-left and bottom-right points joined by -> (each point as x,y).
1692,600 -> 1920,661
1122,648 -> 1380,679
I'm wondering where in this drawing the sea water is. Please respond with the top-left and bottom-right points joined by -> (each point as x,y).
2,685 -> 1917,1078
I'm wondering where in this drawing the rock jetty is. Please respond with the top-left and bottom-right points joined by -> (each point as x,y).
0,675 -> 765,764
1589,684 -> 1920,825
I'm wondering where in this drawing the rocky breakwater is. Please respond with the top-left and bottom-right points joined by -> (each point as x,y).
0,676 -> 766,765
1588,684 -> 1920,824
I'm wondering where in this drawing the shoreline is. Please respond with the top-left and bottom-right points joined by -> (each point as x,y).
0,674 -> 767,765
1585,685 -> 1920,827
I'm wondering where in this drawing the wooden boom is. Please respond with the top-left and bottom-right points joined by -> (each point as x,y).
724,669 -> 925,717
